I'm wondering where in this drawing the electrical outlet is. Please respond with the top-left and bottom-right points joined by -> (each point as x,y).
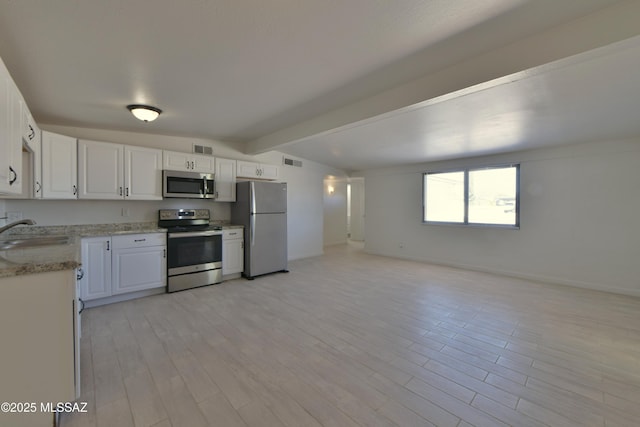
121,208 -> 130,217
398,242 -> 404,249
7,211 -> 23,222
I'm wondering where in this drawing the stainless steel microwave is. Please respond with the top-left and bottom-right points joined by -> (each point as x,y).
163,170 -> 215,199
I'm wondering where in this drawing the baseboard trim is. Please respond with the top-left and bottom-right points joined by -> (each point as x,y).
364,249 -> 640,298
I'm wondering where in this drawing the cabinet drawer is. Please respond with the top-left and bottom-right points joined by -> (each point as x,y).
112,233 -> 165,249
223,229 -> 243,240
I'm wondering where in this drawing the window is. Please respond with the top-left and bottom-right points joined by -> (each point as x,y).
423,164 -> 519,227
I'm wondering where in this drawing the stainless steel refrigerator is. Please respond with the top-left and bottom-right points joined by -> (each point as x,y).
231,181 -> 288,279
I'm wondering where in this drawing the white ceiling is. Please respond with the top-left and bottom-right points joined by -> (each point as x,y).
280,36 -> 640,171
0,0 -> 636,172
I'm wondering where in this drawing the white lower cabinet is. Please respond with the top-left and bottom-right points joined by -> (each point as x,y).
79,236 -> 112,300
112,234 -> 166,294
79,233 -> 166,303
0,270 -> 77,427
222,229 -> 244,276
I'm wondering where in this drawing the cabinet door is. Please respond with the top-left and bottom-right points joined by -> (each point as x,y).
191,153 -> 215,173
4,78 -> 23,194
41,131 -> 78,199
214,157 -> 236,202
112,246 -> 166,294
124,145 -> 162,200
21,104 -> 38,151
0,59 -> 22,195
163,150 -> 191,172
80,237 -> 112,300
0,62 -> 10,193
29,121 -> 42,198
78,140 -> 124,199
236,160 -> 260,179
222,238 -> 244,275
260,164 -> 279,180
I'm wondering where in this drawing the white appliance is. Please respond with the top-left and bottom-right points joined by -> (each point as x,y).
231,181 -> 288,279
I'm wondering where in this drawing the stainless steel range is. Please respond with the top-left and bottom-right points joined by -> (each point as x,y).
158,209 -> 223,293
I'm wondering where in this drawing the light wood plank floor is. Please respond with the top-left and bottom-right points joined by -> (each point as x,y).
62,244 -> 640,427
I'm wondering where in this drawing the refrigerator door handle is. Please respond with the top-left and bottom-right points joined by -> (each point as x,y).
250,181 -> 257,247
250,181 -> 256,214
251,213 -> 256,246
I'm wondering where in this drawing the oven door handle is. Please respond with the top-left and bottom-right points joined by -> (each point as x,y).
168,231 -> 222,238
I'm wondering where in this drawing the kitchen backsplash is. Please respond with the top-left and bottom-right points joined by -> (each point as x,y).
1,198 -> 231,226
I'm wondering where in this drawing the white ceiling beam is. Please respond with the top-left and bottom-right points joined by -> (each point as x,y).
245,0 -> 640,155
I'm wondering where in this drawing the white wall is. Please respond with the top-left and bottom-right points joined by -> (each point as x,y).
323,177 -> 348,246
2,126 -> 347,261
362,138 -> 640,297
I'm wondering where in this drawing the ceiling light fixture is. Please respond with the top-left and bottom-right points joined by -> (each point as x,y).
127,104 -> 162,122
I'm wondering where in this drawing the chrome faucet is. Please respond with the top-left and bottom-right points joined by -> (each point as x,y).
0,219 -> 37,235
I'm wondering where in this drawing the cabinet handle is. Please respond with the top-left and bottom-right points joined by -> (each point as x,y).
35,181 -> 41,193
126,187 -> 129,197
106,241 -> 110,251
76,268 -> 84,281
28,124 -> 35,140
119,186 -> 123,196
73,185 -> 78,195
78,298 -> 85,314
163,249 -> 166,258
134,238 -> 146,242
191,161 -> 195,170
241,241 -> 244,249
9,166 -> 17,185
186,160 -> 190,169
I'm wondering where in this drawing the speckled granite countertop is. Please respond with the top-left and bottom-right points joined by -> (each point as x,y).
3,221 -> 166,237
0,221 -> 242,278
0,236 -> 81,278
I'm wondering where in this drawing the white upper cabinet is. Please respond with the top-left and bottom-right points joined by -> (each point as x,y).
21,102 -> 38,152
163,150 -> 215,173
22,108 -> 42,198
214,157 -> 236,202
0,58 -> 24,195
124,145 -> 163,200
79,140 -> 162,200
41,131 -> 78,199
78,140 -> 123,199
236,160 -> 278,180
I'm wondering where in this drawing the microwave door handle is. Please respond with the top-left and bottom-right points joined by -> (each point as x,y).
202,177 -> 208,196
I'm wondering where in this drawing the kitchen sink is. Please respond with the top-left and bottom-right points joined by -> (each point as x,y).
0,235 -> 72,250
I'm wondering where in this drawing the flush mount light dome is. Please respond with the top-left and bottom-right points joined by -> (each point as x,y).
127,104 -> 162,122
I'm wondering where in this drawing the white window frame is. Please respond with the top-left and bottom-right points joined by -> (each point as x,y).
422,164 -> 520,229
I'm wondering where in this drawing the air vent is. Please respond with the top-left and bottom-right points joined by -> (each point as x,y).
283,157 -> 303,167
193,144 -> 214,155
